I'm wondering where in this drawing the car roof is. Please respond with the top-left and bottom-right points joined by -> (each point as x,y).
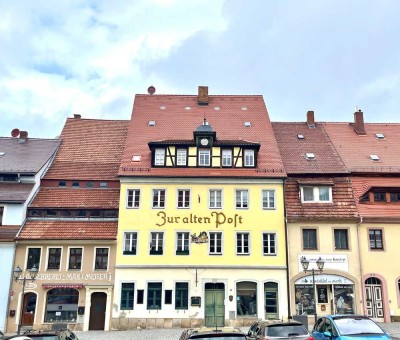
254,320 -> 305,326
182,327 -> 245,339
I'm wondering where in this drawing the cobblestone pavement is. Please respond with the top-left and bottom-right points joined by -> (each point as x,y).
73,323 -> 400,340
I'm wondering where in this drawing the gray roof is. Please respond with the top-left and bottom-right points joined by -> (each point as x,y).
0,137 -> 60,173
0,182 -> 35,203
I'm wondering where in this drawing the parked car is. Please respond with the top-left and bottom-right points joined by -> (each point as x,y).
19,329 -> 78,340
246,320 -> 312,340
312,315 -> 391,340
179,326 -> 247,340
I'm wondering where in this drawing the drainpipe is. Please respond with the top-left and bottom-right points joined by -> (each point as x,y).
283,178 -> 291,319
356,216 -> 366,314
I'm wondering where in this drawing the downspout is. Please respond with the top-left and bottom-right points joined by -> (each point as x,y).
283,178 -> 291,319
356,215 -> 366,314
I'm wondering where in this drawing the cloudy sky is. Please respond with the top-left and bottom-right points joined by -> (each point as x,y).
1,0 -> 400,138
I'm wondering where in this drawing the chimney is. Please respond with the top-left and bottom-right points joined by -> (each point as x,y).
74,114 -> 81,119
18,130 -> 28,143
197,86 -> 209,106
353,110 -> 366,135
307,110 -> 315,128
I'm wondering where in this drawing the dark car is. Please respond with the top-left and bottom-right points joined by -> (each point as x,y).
312,315 -> 390,340
247,320 -> 312,340
20,329 -> 78,340
179,327 -> 247,340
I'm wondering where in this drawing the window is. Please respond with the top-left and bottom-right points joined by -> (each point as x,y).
222,149 -> 232,167
334,229 -> 349,250
0,207 -> 3,225
127,189 -> 140,208
374,192 -> 386,202
58,181 -> 66,187
48,248 -> 61,270
237,281 -> 257,317
154,148 -> 165,166
198,149 -> 210,166
263,233 -> 277,255
150,232 -> 164,255
209,189 -> 222,209
236,233 -> 250,255
72,181 -> 80,187
124,232 -> 137,255
176,232 -> 190,255
301,186 -> 332,202
86,182 -> 94,188
95,248 -> 108,269
152,189 -> 166,208
390,192 -> 400,202
99,182 -> 107,187
369,229 -> 383,250
303,229 -> 317,250
147,282 -> 162,310
68,248 -> 82,270
244,149 -> 255,166
121,283 -> 135,310
236,189 -> 249,209
44,288 -> 78,322
262,190 -> 275,209
177,189 -> 190,208
209,232 -> 222,255
175,282 -> 189,310
176,149 -> 187,166
26,248 -> 41,270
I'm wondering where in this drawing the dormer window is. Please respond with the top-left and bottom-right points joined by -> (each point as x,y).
370,155 -> 380,161
176,149 -> 187,166
198,149 -> 210,166
244,149 -> 255,167
375,133 -> 385,139
301,186 -> 332,203
222,149 -> 232,167
154,148 -> 165,166
305,153 -> 315,160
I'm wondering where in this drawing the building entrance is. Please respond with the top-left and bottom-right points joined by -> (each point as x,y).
89,292 -> 107,330
205,283 -> 225,327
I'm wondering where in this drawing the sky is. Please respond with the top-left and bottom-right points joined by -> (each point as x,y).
1,0 -> 400,139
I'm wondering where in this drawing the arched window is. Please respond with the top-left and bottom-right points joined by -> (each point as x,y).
44,288 -> 79,322
236,281 -> 257,317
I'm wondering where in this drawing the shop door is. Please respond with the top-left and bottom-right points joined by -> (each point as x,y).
365,278 -> 384,322
264,282 -> 278,319
22,293 -> 36,326
205,283 -> 225,327
89,292 -> 107,330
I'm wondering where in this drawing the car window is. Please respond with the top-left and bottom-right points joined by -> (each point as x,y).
334,317 -> 385,335
248,323 -> 259,337
314,318 -> 325,332
266,325 -> 308,337
190,336 -> 246,340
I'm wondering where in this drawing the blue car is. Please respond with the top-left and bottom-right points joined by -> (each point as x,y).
312,315 -> 391,340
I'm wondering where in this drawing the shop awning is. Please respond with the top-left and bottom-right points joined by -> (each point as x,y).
42,283 -> 84,289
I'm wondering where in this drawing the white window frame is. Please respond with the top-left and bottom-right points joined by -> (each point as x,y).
236,232 -> 250,255
198,149 -> 210,166
47,246 -> 62,271
235,189 -> 249,209
262,233 -> 277,255
127,189 -> 140,208
67,246 -> 83,271
176,149 -> 187,166
177,189 -> 191,209
176,232 -> 190,254
152,189 -> 166,209
94,246 -> 110,270
154,148 -> 165,166
209,232 -> 223,255
150,232 -> 164,255
209,189 -> 222,209
124,232 -> 138,255
301,186 -> 332,203
262,189 -> 276,209
222,149 -> 232,167
26,246 -> 42,270
244,149 -> 255,167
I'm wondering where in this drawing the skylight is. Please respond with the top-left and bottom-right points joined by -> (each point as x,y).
244,122 -> 251,127
370,155 -> 380,161
305,153 -> 315,160
148,121 -> 156,126
297,134 -> 305,140
132,155 -> 141,162
0,152 -> 5,157
375,133 -> 385,139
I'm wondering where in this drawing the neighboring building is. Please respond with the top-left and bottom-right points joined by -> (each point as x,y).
323,111 -> 400,322
0,132 -> 60,332
112,86 -> 287,329
6,116 -> 129,333
272,112 -> 360,322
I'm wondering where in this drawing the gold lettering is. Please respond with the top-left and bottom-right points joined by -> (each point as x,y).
211,212 -> 226,228
156,211 -> 166,227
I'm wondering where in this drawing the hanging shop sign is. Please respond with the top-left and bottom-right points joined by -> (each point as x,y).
191,231 -> 208,243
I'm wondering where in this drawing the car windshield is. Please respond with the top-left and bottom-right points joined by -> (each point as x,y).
334,317 -> 385,335
26,336 -> 59,340
190,336 -> 246,340
266,325 -> 308,337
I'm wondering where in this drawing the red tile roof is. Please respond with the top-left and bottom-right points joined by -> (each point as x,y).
0,183 -> 34,203
285,177 -> 358,221
119,94 -> 285,178
351,177 -> 400,221
30,187 -> 120,208
0,225 -> 20,241
17,220 -> 117,240
44,118 -> 129,181
323,123 -> 400,173
272,122 -> 348,174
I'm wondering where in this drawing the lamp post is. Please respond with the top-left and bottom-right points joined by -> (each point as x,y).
300,256 -> 324,324
13,265 -> 38,335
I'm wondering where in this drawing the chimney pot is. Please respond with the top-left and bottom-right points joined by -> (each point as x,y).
354,110 -> 366,135
18,131 -> 28,143
307,110 -> 315,127
198,86 -> 209,105
74,114 -> 81,119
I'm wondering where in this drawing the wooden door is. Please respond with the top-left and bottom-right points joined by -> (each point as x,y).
205,283 -> 225,327
365,279 -> 384,322
22,293 -> 36,326
89,292 -> 107,330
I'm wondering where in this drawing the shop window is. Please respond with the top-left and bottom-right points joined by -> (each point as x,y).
152,189 -> 166,208
27,248 -> 41,270
369,229 -> 383,250
68,248 -> 82,270
295,285 -> 315,315
235,190 -> 249,209
334,229 -> 349,250
176,232 -> 190,255
175,282 -> 188,310
147,282 -> 162,310
127,189 -> 140,208
177,189 -> 190,208
334,284 -> 354,314
95,248 -> 108,270
124,232 -> 137,255
44,288 -> 79,322
236,233 -> 249,255
263,233 -> 276,255
121,283 -> 135,310
150,232 -> 164,255
236,281 -> 257,317
209,232 -> 222,255
303,228 -> 317,250
262,190 -> 275,209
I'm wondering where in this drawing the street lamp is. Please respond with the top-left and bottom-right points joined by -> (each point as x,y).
13,265 -> 38,335
300,256 -> 324,324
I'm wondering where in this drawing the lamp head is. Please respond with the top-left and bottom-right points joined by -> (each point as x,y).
300,256 -> 309,272
13,265 -> 22,281
316,257 -> 325,271
28,265 -> 38,280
